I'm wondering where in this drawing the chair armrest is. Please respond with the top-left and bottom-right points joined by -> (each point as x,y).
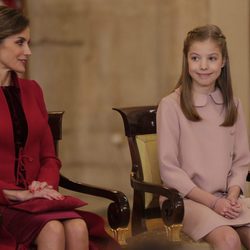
59,174 -> 130,230
131,174 -> 184,226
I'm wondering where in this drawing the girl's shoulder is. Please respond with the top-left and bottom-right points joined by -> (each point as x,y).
159,88 -> 181,107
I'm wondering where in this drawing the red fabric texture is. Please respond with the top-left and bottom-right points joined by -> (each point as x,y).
8,195 -> 87,213
2,0 -> 16,8
0,77 -> 61,206
0,209 -> 120,250
0,210 -> 120,250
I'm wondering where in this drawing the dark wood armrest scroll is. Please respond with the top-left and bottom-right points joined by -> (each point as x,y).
59,174 -> 130,230
131,173 -> 184,226
49,111 -> 130,230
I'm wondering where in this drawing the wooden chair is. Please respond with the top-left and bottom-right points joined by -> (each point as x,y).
113,106 -> 183,240
113,105 -> 250,248
48,111 -> 130,242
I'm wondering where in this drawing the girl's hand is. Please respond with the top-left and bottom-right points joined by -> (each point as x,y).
227,196 -> 239,206
224,197 -> 242,219
32,187 -> 64,200
28,181 -> 53,193
213,197 -> 241,219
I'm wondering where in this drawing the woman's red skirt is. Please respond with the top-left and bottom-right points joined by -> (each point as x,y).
0,206 -> 120,250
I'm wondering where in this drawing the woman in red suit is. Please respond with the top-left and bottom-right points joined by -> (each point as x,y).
0,6 -> 120,250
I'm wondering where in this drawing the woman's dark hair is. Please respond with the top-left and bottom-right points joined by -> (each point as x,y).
0,5 -> 29,43
175,24 -> 237,126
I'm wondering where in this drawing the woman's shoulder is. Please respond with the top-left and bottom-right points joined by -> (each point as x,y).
18,77 -> 43,92
18,77 -> 39,86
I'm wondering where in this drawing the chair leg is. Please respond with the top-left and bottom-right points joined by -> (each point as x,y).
131,191 -> 147,235
164,224 -> 183,242
110,227 -> 128,246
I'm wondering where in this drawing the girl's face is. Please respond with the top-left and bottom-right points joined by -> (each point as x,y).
187,39 -> 225,93
0,27 -> 31,74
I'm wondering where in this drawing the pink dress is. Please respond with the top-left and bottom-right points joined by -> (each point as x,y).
157,87 -> 250,240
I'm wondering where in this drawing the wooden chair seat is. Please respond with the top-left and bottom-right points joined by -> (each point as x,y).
114,105 -> 249,249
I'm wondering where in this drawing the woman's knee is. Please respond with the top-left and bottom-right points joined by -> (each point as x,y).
41,220 -> 65,238
64,219 -> 88,237
35,220 -> 65,247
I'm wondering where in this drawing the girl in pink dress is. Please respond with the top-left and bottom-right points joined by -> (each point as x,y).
157,24 -> 250,249
0,5 -> 120,250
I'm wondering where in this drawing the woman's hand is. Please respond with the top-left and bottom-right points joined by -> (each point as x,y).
32,187 -> 64,200
3,189 -> 33,202
28,181 -> 53,193
3,187 -> 64,202
213,197 -> 242,219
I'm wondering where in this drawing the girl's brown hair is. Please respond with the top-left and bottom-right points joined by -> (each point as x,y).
0,5 -> 29,43
175,24 -> 237,126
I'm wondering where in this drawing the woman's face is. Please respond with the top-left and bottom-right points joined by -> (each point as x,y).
187,39 -> 225,93
0,27 -> 31,74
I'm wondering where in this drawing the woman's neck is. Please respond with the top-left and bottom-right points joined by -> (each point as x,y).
0,71 -> 11,86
